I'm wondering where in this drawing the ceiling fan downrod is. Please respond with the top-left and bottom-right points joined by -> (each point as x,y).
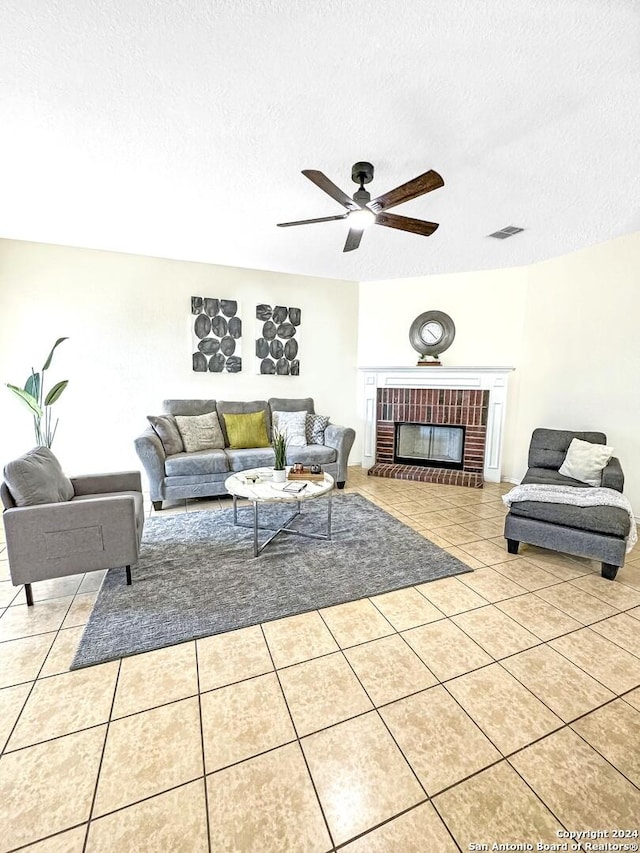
351,161 -> 374,205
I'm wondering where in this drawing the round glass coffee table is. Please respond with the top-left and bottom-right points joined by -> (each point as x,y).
225,467 -> 335,557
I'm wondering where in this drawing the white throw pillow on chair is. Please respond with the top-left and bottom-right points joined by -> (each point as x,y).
558,438 -> 614,487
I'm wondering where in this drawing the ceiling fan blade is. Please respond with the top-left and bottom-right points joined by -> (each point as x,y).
277,214 -> 349,227
302,170 -> 361,211
375,211 -> 439,236
343,228 -> 364,252
369,169 -> 444,212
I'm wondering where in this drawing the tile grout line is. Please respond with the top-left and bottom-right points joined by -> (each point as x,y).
331,574 -> 632,840
194,641 -> 213,853
258,622 -> 338,853
0,583 -> 83,759
81,657 -> 123,853
7,822 -> 88,853
316,609 -> 475,853
543,626 -> 640,689
313,610 -> 443,850
3,473 -> 640,848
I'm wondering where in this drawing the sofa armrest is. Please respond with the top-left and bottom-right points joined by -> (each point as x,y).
134,427 -> 167,501
71,471 -> 142,495
3,496 -> 140,584
601,456 -> 624,493
324,424 -> 356,485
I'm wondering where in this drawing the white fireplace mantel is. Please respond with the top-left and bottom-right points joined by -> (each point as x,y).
359,366 -> 515,483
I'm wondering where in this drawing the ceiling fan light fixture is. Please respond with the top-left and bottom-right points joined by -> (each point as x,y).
348,208 -> 376,229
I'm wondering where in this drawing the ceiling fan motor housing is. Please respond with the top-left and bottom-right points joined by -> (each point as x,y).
351,161 -> 374,185
353,187 -> 371,204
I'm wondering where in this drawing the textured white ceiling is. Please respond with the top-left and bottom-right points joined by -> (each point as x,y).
1,0 -> 639,280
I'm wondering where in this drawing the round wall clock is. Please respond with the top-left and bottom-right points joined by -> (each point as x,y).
409,310 -> 456,358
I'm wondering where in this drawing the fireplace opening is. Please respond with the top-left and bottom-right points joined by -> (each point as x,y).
394,423 -> 465,470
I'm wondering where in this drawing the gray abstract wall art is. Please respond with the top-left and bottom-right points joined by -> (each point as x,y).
255,304 -> 301,375
191,297 -> 242,373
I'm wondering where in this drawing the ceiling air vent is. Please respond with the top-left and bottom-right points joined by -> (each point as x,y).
488,225 -> 524,239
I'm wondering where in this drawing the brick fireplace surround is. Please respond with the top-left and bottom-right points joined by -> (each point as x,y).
369,387 -> 489,487
359,366 -> 514,488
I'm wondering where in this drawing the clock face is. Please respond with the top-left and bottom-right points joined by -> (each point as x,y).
420,320 -> 443,345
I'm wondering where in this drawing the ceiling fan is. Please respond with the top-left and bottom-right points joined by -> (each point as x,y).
277,162 -> 444,252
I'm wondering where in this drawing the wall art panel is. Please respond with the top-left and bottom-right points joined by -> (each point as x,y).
255,304 -> 301,375
191,296 -> 242,372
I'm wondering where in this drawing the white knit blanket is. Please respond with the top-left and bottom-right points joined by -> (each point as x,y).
502,484 -> 638,553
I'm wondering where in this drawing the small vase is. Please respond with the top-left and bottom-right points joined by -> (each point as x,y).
272,468 -> 286,483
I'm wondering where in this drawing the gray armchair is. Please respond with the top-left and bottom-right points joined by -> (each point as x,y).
504,428 -> 631,580
2,448 -> 144,605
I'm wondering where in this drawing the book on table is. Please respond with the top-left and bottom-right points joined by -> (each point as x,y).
283,481 -> 307,493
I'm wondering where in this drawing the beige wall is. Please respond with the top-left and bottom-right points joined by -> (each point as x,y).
513,232 -> 640,507
2,231 -> 639,512
359,231 -> 640,513
0,240 -> 360,476
357,267 -> 528,481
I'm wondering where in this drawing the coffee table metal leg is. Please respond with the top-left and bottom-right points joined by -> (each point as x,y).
253,501 -> 259,557
233,491 -> 334,556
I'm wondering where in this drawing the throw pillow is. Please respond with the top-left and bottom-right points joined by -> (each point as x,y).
147,415 -> 184,455
272,410 -> 307,447
223,411 -> 270,449
174,412 -> 225,453
306,413 -> 330,445
558,437 -> 614,487
4,447 -> 74,507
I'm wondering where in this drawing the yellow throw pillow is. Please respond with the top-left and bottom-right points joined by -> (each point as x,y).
223,411 -> 270,449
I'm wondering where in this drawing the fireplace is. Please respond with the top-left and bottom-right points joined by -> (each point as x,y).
369,386 -> 489,487
360,366 -> 514,485
395,423 -> 465,470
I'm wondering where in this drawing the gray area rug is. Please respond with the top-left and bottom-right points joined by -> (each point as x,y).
72,493 -> 471,668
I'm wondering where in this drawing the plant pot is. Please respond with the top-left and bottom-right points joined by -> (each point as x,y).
272,468 -> 286,483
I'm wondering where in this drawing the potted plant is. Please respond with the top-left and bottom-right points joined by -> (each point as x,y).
6,338 -> 69,448
272,428 -> 288,482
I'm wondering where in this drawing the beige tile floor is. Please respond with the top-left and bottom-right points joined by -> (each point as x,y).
1,467 -> 640,851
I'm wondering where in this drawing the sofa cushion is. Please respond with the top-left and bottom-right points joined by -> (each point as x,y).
558,438 -> 614,487
174,412 -> 225,452
287,445 -> 337,465
162,399 -> 217,417
4,447 -> 74,507
268,397 -> 315,415
528,428 -> 608,470
225,447 -> 275,472
306,414 -> 330,445
165,450 -> 230,477
217,400 -> 270,444
147,414 -> 184,455
272,410 -> 307,446
508,500 -> 630,538
223,411 -> 271,449
522,468 -> 591,488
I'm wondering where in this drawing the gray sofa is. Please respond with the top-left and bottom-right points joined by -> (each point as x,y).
135,397 -> 356,510
504,428 -> 631,580
2,447 -> 144,605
